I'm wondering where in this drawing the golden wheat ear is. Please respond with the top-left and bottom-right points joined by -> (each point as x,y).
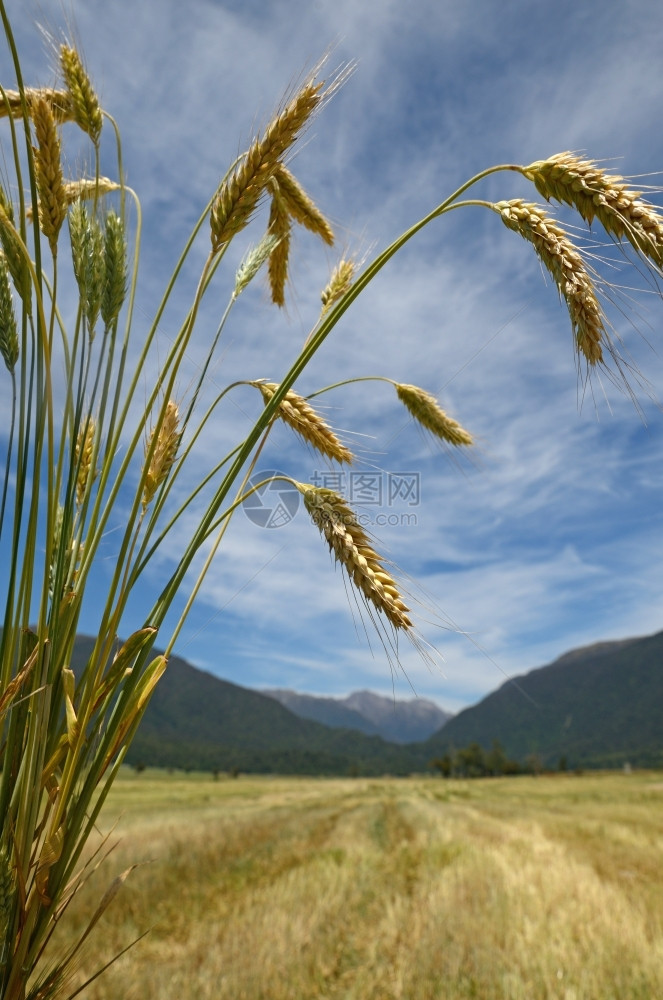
321,258 -> 355,314
299,484 -> 413,631
142,401 -> 181,511
32,97 -> 67,253
0,255 -> 18,373
266,183 -> 292,307
0,88 -> 73,122
253,381 -> 353,464
496,199 -> 605,364
59,44 -> 103,143
395,384 -> 473,446
210,78 -> 325,252
26,177 -> 121,223
273,164 -> 334,245
523,152 -> 663,269
74,418 -> 96,508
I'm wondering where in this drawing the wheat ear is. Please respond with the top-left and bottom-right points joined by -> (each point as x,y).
75,418 -> 96,507
0,254 -> 18,373
300,485 -> 412,631
522,152 -> 663,268
101,211 -> 127,329
396,384 -> 473,446
273,164 -> 334,245
142,401 -> 181,511
69,201 -> 105,336
48,504 -> 66,599
234,233 -> 280,297
32,97 -> 67,253
210,79 -> 324,251
0,88 -> 73,123
266,183 -> 291,307
321,258 -> 355,315
254,381 -> 353,463
496,199 -> 605,364
0,197 -> 32,315
59,44 -> 103,144
26,177 -> 121,223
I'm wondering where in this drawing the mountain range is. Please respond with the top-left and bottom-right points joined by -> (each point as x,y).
261,689 -> 452,743
424,630 -> 663,769
69,628 -> 663,774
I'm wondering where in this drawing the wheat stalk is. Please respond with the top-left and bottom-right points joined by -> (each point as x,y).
210,79 -> 324,251
300,485 -> 413,631
396,383 -> 473,446
496,199 -> 606,364
254,381 -> 353,463
522,152 -> 663,268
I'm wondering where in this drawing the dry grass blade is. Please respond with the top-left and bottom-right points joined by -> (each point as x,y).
32,98 -> 67,253
254,381 -> 353,463
35,826 -> 65,904
396,383 -> 473,446
523,152 -> 663,268
273,164 -> 334,245
496,199 -> 606,364
301,484 -> 413,631
210,78 -> 324,251
0,646 -> 38,722
24,963 -> 76,1000
76,865 -> 139,947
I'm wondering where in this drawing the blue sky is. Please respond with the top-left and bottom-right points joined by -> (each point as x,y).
4,0 -> 663,713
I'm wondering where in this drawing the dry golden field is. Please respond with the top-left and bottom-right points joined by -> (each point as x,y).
54,770 -> 663,999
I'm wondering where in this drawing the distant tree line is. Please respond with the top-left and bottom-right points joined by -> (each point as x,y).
430,741 -> 536,778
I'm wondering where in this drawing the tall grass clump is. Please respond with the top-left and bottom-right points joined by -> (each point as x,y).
1,6 -> 663,997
